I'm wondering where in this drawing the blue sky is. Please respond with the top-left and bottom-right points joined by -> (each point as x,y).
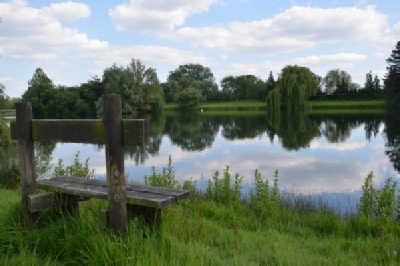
1,0 -> 399,98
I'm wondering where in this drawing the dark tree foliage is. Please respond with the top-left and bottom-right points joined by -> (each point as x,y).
266,65 -> 319,110
166,64 -> 218,102
266,71 -> 276,95
220,74 -> 267,101
384,112 -> 400,173
364,71 -> 374,91
384,41 -> 400,110
22,68 -> 55,117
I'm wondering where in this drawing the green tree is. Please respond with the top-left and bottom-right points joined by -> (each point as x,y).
323,69 -> 353,95
364,71 -> 374,91
266,71 -> 276,95
0,83 -> 6,109
384,41 -> 400,110
266,65 -> 319,110
176,87 -> 202,109
220,74 -> 267,101
22,68 -> 55,117
167,64 -> 218,101
373,75 -> 381,90
101,58 -> 164,113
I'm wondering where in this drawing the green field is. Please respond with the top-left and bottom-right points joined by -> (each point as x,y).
165,100 -> 385,112
165,101 -> 267,111
309,100 -> 385,109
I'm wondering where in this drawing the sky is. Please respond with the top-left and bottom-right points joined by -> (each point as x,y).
0,0 -> 400,98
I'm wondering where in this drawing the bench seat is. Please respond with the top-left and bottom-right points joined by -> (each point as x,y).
36,176 -> 190,209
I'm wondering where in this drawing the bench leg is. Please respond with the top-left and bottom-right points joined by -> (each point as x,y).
127,205 -> 161,231
58,194 -> 80,215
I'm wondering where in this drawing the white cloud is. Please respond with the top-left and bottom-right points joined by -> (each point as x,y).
41,2 -> 91,23
109,0 -> 221,32
289,53 -> 368,68
170,5 -> 387,55
0,1 -> 107,62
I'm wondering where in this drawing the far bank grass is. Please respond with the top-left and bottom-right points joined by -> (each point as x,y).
165,100 -> 385,112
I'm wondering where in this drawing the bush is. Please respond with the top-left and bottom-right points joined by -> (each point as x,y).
53,151 -> 95,179
357,171 -> 399,220
204,165 -> 243,204
144,155 -> 179,188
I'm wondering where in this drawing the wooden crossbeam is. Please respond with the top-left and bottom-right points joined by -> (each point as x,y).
10,119 -> 149,146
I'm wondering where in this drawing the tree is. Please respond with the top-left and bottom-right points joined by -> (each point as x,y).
220,74 -> 267,101
22,68 -> 55,117
373,75 -> 381,90
266,65 -> 319,110
176,87 -> 203,109
167,64 -> 218,101
0,83 -> 6,109
384,41 -> 400,110
101,58 -> 164,113
266,71 -> 276,95
364,71 -> 374,91
323,69 -> 353,95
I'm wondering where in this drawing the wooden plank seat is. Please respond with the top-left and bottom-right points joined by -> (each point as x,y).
35,176 -> 190,209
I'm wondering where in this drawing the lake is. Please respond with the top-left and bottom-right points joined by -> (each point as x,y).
4,110 -> 400,212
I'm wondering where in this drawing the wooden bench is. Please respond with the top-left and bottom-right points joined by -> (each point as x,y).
11,94 -> 190,235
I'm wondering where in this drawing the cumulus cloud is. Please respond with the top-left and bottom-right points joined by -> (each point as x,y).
41,2 -> 90,22
289,53 -> 368,68
170,5 -> 387,54
0,1 -> 107,62
109,0 -> 221,32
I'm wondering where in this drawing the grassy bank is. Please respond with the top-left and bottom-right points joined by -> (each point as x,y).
165,100 -> 385,112
309,100 -> 385,110
165,101 -> 266,111
1,167 -> 399,265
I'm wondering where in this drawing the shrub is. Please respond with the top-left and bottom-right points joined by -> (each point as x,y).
144,155 -> 179,188
204,165 -> 243,204
53,151 -> 95,179
357,171 -> 399,220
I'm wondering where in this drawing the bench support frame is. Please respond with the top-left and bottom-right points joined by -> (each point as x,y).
14,94 -> 186,235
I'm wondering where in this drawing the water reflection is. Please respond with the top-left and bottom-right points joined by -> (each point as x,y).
266,110 -> 320,150
384,112 -> 400,172
47,111 -> 400,196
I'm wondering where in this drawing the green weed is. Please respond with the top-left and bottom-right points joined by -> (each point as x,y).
52,151 -> 95,179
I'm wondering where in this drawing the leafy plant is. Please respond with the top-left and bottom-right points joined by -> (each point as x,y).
205,165 -> 243,204
52,151 -> 95,179
144,155 -> 179,188
357,171 -> 399,220
249,169 -> 282,213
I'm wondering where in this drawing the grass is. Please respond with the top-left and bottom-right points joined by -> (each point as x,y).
0,109 -> 15,113
1,165 -> 399,265
165,101 -> 266,111
309,100 -> 385,109
309,109 -> 385,115
165,100 -> 386,112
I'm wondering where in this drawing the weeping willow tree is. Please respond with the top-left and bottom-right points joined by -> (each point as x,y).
266,65 -> 319,111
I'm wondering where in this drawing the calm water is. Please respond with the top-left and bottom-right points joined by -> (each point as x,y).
4,110 -> 400,210
51,111 -> 400,189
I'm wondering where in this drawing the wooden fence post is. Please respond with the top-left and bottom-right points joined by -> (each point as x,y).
103,95 -> 127,235
16,102 -> 38,228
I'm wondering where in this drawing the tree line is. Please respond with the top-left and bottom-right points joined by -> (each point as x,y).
0,41 -> 399,116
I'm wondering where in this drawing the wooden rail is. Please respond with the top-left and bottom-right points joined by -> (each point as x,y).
12,94 -> 190,235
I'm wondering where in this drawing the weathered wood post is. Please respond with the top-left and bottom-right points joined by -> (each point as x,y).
16,102 -> 39,228
103,95 -> 127,235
